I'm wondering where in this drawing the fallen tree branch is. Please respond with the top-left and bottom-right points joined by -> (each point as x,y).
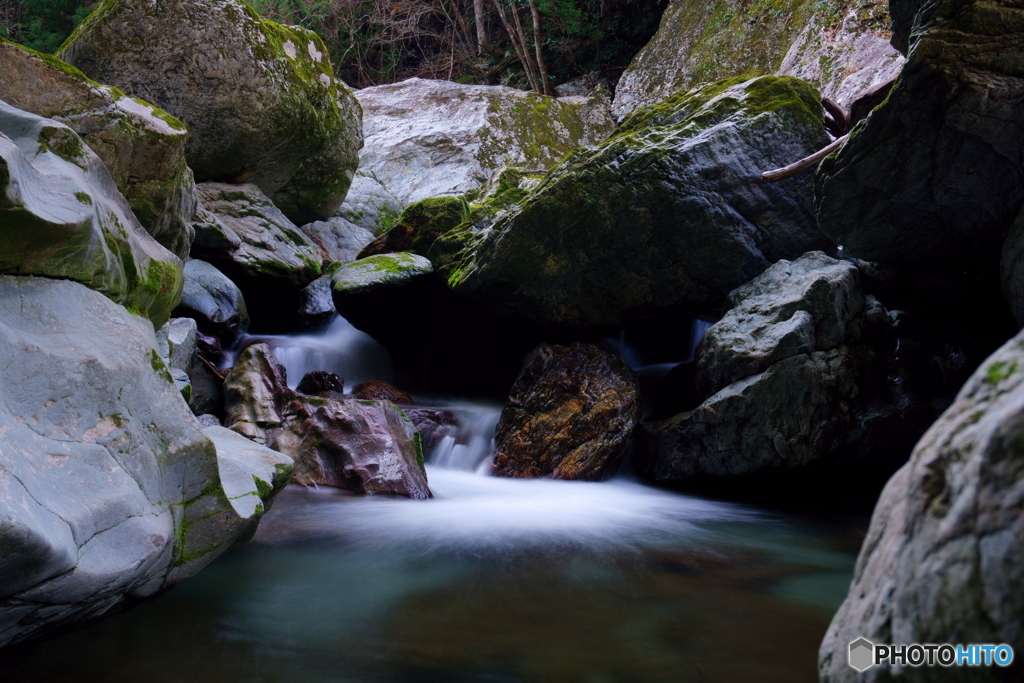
196,353 -> 227,382
760,134 -> 849,183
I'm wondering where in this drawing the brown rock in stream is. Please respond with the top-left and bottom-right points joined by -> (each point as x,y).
492,342 -> 640,481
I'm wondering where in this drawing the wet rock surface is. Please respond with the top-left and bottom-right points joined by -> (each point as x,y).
493,343 -> 640,481
173,259 -> 250,343
351,380 -> 414,405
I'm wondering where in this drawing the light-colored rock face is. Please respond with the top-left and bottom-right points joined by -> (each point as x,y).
0,101 -> 183,328
611,0 -> 901,120
815,0 -> 1024,267
697,252 -> 865,396
0,276 -> 288,647
331,253 -> 434,295
222,343 -> 431,499
339,77 -> 615,232
59,0 -> 363,225
299,216 -> 375,264
819,328 -> 1024,682
439,76 -> 831,329
492,343 -> 640,481
190,182 -> 322,330
0,39 -> 196,258
175,258 -> 250,342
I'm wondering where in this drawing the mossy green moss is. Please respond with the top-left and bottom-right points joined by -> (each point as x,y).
37,125 -> 86,167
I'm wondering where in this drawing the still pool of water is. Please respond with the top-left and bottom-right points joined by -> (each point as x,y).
1,467 -> 863,683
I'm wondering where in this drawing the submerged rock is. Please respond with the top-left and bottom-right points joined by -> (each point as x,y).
0,101 -> 182,327
0,276 -> 288,647
493,343 -> 640,481
0,39 -> 196,259
612,0 -> 902,120
815,0 -> 1024,267
59,0 -> 363,225
190,183 -> 322,331
174,259 -> 250,343
336,78 -> 615,232
440,76 -> 830,329
223,343 -> 430,498
819,327 -> 1024,682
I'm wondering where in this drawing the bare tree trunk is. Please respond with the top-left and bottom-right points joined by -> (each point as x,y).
474,0 -> 488,55
507,0 -> 541,92
490,0 -> 541,92
527,0 -> 553,95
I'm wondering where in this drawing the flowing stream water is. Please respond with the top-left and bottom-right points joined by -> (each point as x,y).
2,316 -> 865,683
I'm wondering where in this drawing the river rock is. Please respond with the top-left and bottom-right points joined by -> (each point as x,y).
173,259 -> 250,343
190,183 -> 322,331
358,196 -> 471,259
337,78 -> 615,232
1001,209 -> 1024,328
59,0 -> 363,225
297,269 -> 339,330
0,39 -> 196,259
351,380 -> 414,405
696,252 -> 865,396
0,101 -> 182,327
223,343 -> 430,498
0,276 -> 288,647
818,327 -> 1024,682
439,76 -> 830,329
492,343 -> 640,481
296,371 -> 344,399
204,426 -> 293,531
299,217 -> 375,264
612,0 -> 903,120
815,0 -> 1024,268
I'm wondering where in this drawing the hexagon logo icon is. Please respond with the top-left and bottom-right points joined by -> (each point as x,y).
849,637 -> 875,672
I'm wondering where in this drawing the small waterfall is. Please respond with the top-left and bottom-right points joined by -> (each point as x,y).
427,403 -> 502,472
684,317 -> 715,363
230,315 -> 393,389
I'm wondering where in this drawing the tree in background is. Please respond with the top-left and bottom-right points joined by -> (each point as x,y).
1,0 -> 93,52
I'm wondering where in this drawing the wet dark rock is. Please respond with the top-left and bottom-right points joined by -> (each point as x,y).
297,271 -> 337,330
492,343 -> 641,481
815,0 -> 1024,268
351,380 -> 414,405
649,362 -> 703,422
223,344 -> 430,498
819,327 -> 1024,682
195,331 -> 226,365
357,196 -> 471,259
403,408 -> 460,453
174,259 -> 249,343
296,371 -> 345,399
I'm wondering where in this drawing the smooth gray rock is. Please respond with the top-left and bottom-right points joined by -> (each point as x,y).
815,0 -> 1024,267
0,276 -> 272,647
338,78 -> 615,232
696,252 -> 864,396
59,0 -> 363,225
223,343 -> 430,498
204,426 -> 293,526
819,328 -> 1024,682
156,317 -> 198,371
299,217 -> 374,264
174,259 -> 250,343
190,183 -> 323,330
0,101 -> 183,328
438,76 -> 830,328
297,271 -> 337,329
0,39 -> 196,259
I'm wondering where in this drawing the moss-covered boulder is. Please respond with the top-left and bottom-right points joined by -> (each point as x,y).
337,77 -> 615,233
58,0 -> 363,225
0,101 -> 182,327
358,196 -> 471,259
190,183 -> 322,331
815,0 -> 1024,268
438,76 -> 831,329
612,0 -> 903,120
0,39 -> 196,259
0,276 -> 291,647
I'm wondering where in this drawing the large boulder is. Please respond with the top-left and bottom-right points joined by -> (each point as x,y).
0,39 -> 196,259
223,343 -> 430,498
0,276 -> 291,647
173,259 -> 250,343
636,252 -> 907,481
298,217 -> 375,264
492,343 -> 640,481
437,76 -> 831,329
358,196 -> 471,259
58,0 -> 363,225
815,0 -> 1024,267
190,183 -> 322,331
819,327 -> 1024,682
336,78 -> 615,233
612,0 -> 903,120
0,101 -> 182,327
